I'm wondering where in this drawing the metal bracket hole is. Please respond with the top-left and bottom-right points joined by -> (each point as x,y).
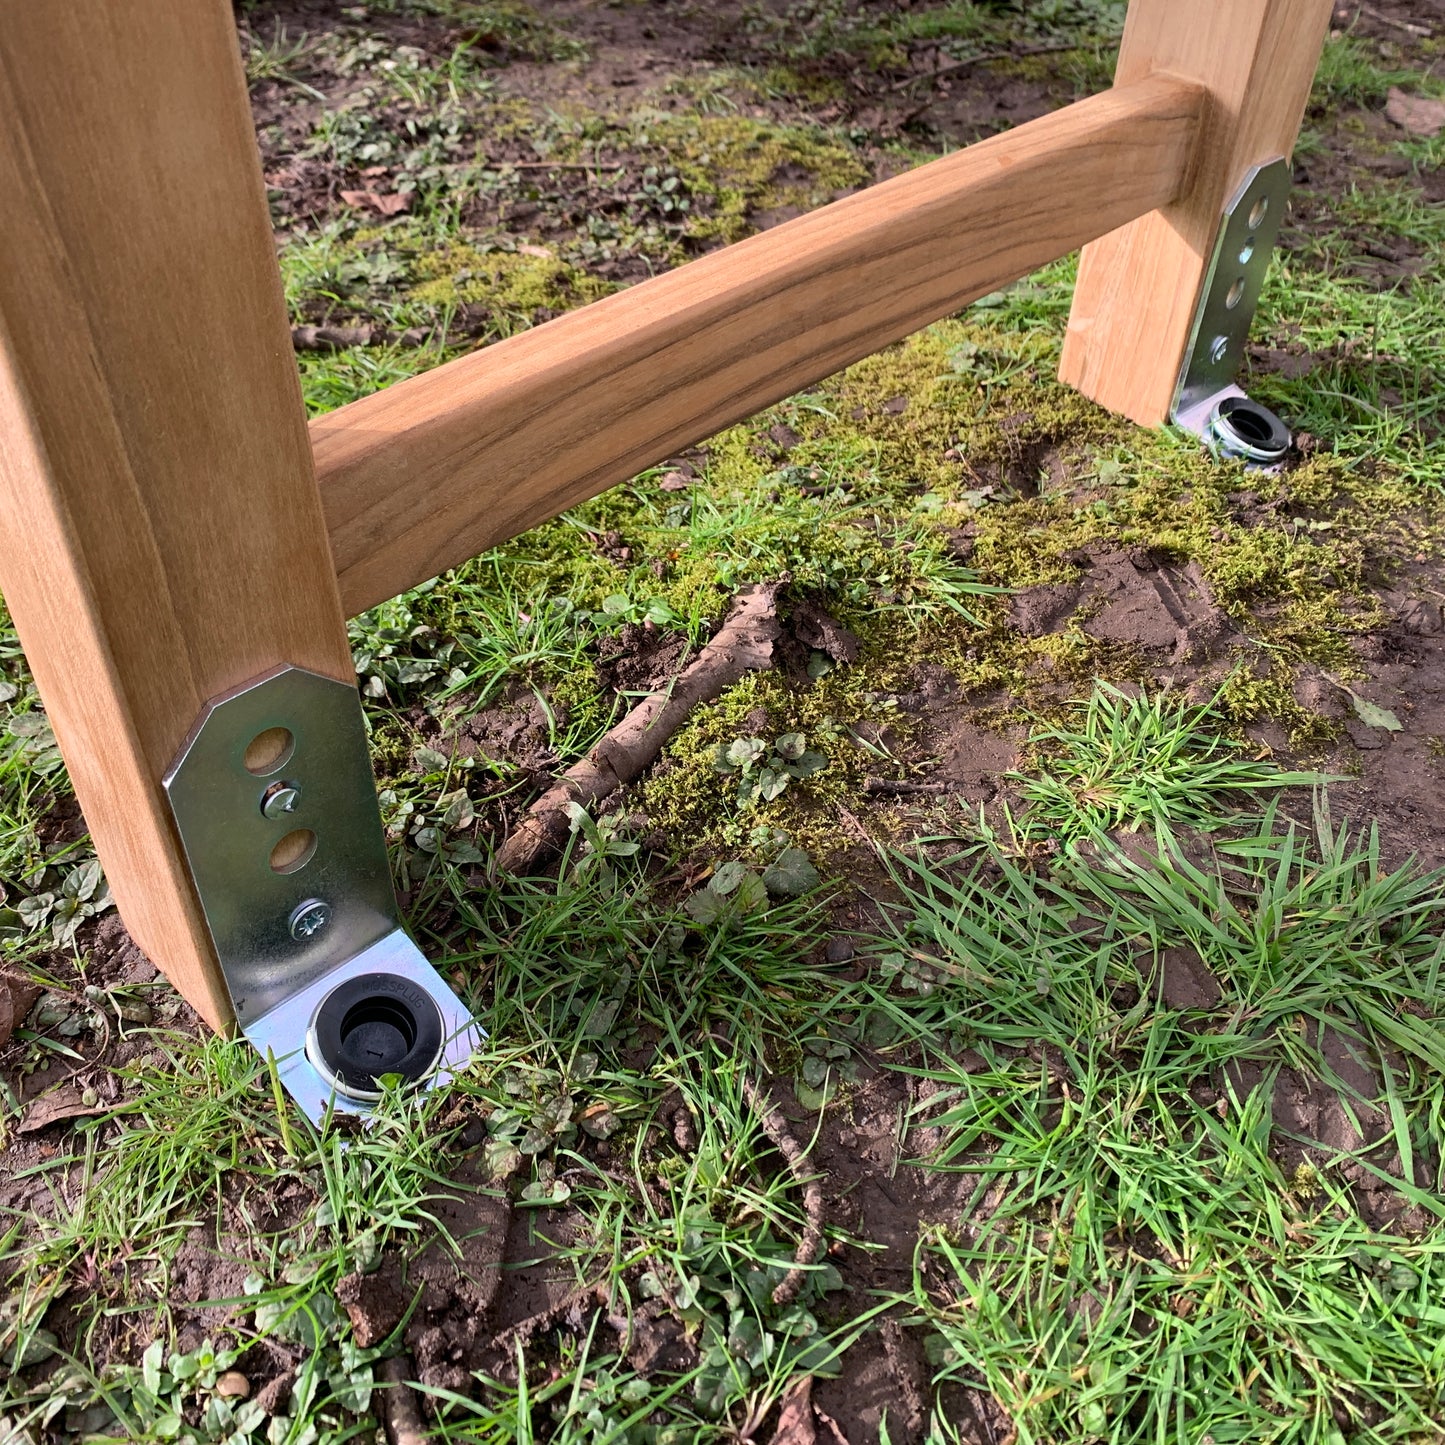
269,827 -> 317,874
306,971 -> 446,1104
245,726 -> 295,776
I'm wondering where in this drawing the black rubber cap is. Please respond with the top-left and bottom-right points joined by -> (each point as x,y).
1212,396 -> 1291,463
309,972 -> 444,1097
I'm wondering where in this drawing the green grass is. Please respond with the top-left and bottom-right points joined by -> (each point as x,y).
865,806 -> 1445,1442
1308,31 -> 1445,110
1252,265 -> 1443,486
1011,681 -> 1322,843
0,1039 -> 467,1441
4,1 -> 1445,1441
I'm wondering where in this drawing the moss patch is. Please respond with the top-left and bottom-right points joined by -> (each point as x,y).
410,243 -> 618,326
576,112 -> 870,247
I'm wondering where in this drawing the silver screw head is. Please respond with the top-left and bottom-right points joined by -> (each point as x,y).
289,898 -> 331,941
261,781 -> 302,819
1209,334 -> 1230,365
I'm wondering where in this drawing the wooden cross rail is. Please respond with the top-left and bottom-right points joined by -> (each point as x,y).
314,74 -> 1201,617
0,0 -> 1332,1031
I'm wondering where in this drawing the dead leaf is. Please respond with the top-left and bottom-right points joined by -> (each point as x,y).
339,189 -> 411,216
770,1376 -> 816,1445
0,968 -> 41,1049
517,243 -> 554,259
19,1084 -> 110,1134
658,471 -> 691,491
1348,691 -> 1403,732
1385,87 -> 1445,137
814,1408 -> 851,1445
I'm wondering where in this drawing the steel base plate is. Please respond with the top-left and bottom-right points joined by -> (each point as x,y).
246,928 -> 479,1123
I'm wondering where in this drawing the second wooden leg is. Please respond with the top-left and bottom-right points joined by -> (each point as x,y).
1058,0 -> 1334,428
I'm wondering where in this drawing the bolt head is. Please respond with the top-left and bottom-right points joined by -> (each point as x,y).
261,781 -> 302,819
289,899 -> 331,941
1209,334 -> 1230,365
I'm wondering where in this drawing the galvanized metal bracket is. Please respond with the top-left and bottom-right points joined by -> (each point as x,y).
1171,157 -> 1293,468
163,665 -> 478,1122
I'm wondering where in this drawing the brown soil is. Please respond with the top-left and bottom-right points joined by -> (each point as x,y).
3,1 -> 1443,1440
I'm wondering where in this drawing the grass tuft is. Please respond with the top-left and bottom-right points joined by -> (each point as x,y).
1012,681 -> 1323,843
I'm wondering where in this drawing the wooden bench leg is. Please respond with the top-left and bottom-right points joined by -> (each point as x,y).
0,2 -> 352,1031
1059,0 -> 1334,427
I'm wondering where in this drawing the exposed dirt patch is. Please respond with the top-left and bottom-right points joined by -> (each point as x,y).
3,1 -> 1444,1439
1010,547 -> 1237,664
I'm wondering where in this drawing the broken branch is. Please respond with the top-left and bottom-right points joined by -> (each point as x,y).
495,583 -> 782,874
741,1075 -> 826,1306
377,1356 -> 428,1445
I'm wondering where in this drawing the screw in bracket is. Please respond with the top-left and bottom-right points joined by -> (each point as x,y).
261,780 -> 302,819
289,898 -> 332,941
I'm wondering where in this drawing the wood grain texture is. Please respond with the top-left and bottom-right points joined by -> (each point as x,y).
1058,0 -> 1333,426
314,75 -> 1204,616
0,3 -> 353,1030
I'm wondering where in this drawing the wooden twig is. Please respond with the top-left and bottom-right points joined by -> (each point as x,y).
504,160 -> 625,171
890,40 -> 1082,93
494,583 -> 782,874
291,324 -> 431,351
740,1076 -> 826,1306
864,777 -> 949,796
1356,4 -> 1431,35
377,1356 -> 428,1445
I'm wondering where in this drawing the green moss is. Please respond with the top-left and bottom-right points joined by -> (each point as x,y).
611,304 -> 1432,804
638,613 -> 920,860
987,49 -> 1115,93
410,243 -> 617,326
637,114 -> 868,246
758,66 -> 848,105
1216,665 -> 1334,748
548,664 -> 613,743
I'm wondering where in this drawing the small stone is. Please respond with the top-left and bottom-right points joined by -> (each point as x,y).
824,936 -> 856,964
253,1370 -> 294,1417
215,1372 -> 250,1400
1385,87 -> 1445,137
1345,721 -> 1387,751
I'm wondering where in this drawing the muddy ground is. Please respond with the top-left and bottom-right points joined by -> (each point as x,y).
3,0 -> 1445,1440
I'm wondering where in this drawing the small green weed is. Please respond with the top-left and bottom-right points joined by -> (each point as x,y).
713,731 -> 831,810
